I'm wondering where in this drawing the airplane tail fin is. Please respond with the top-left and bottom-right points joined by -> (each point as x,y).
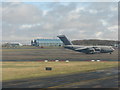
57,35 -> 73,45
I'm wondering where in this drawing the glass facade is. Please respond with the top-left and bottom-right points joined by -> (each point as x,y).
31,39 -> 63,46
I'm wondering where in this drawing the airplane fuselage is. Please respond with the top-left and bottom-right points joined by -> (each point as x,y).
64,45 -> 114,54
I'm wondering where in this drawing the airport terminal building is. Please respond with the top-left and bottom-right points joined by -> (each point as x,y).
31,39 -> 63,47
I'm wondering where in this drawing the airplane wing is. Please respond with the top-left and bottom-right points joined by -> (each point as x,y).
75,47 -> 88,51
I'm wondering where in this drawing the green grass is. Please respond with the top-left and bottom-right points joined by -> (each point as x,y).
2,61 -> 118,81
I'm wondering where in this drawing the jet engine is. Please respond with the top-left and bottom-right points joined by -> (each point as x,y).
86,47 -> 101,54
86,48 -> 95,54
93,47 -> 101,53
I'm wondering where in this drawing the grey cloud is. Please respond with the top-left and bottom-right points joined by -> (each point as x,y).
3,2 -> 43,24
2,2 -> 118,44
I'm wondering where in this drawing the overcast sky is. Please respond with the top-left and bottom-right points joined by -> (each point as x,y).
2,2 -> 118,44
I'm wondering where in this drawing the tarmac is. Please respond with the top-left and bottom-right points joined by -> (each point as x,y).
2,67 -> 119,88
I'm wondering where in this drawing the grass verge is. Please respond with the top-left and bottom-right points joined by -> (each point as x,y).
1,61 -> 118,81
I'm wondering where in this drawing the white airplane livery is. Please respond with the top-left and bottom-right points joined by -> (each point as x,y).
57,35 -> 114,54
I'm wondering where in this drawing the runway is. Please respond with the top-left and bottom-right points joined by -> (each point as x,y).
2,67 -> 119,88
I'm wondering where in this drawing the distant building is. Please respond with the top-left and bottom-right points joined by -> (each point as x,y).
31,39 -> 63,47
2,42 -> 23,47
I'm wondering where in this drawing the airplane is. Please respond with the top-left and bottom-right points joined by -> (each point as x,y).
57,35 -> 115,54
